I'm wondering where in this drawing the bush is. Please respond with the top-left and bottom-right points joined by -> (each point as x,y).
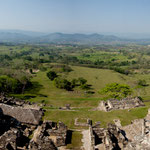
61,65 -> 73,72
80,84 -> 90,90
100,83 -> 132,99
114,67 -> 129,75
78,77 -> 87,85
71,79 -> 78,88
47,71 -> 57,81
0,75 -> 22,93
138,79 -> 148,86
54,78 -> 72,91
111,67 -> 129,75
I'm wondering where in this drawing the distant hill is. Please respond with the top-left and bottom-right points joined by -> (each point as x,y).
0,32 -> 32,43
34,33 -> 121,44
0,30 -> 150,45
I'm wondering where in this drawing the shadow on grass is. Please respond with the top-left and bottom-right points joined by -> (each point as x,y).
25,81 -> 47,98
9,81 -> 47,100
37,94 -> 48,97
29,81 -> 43,93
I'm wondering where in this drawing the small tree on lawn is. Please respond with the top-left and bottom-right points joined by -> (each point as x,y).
100,83 -> 132,99
47,71 -> 57,81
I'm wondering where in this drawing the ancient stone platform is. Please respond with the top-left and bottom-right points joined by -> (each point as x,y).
97,97 -> 145,111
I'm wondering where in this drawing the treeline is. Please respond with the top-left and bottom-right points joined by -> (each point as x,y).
0,75 -> 32,94
0,68 -> 32,94
2,44 -> 150,76
47,71 -> 90,91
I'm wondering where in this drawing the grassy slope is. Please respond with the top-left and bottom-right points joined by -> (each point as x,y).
17,65 -> 150,129
26,66 -> 134,107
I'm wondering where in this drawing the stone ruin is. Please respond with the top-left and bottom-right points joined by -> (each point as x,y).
0,95 -> 68,150
74,118 -> 92,127
89,123 -> 128,150
0,94 -> 41,110
1,94 -> 150,150
59,104 -> 71,110
89,108 -> 150,150
29,121 -> 67,150
0,103 -> 43,125
97,97 -> 145,112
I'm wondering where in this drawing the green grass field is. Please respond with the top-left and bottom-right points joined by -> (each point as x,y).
44,104 -> 150,128
23,66 -> 134,107
12,65 -> 150,129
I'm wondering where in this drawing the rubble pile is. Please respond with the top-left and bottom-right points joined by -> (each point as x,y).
90,108 -> 150,150
29,121 -> 67,150
90,123 -> 128,150
0,95 -> 68,150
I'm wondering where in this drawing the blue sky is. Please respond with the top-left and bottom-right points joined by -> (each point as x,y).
0,0 -> 150,33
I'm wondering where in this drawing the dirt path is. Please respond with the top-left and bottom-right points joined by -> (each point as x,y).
82,129 -> 91,150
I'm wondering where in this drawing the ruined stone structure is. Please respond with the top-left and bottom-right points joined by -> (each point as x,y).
0,103 -> 43,125
89,108 -> 150,150
59,104 -> 71,110
89,123 -> 128,150
0,128 -> 20,150
1,94 -> 150,150
74,118 -> 92,127
122,109 -> 150,150
0,94 -> 42,110
29,121 -> 67,149
0,95 -> 68,150
97,97 -> 145,111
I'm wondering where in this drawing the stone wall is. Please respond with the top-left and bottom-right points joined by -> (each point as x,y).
0,103 -> 43,125
97,97 -> 145,112
0,128 -> 19,150
90,109 -> 150,150
90,123 -> 128,150
74,118 -> 92,127
30,120 -> 68,149
0,95 -> 68,150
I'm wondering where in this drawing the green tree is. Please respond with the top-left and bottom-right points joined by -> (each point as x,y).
54,78 -> 72,91
78,77 -> 87,85
71,79 -> 78,88
100,83 -> 132,99
0,75 -> 22,93
47,71 -> 57,81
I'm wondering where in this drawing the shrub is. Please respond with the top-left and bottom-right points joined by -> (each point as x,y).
80,84 -> 90,90
47,71 -> 57,81
61,65 -> 73,72
54,78 -> 72,91
138,79 -> 148,86
113,67 -> 129,75
71,79 -> 78,88
78,77 -> 87,85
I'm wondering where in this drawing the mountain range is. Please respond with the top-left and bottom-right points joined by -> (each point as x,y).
0,30 -> 150,45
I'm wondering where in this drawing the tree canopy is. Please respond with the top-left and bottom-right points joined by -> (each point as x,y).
100,83 -> 132,99
47,71 -> 58,81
